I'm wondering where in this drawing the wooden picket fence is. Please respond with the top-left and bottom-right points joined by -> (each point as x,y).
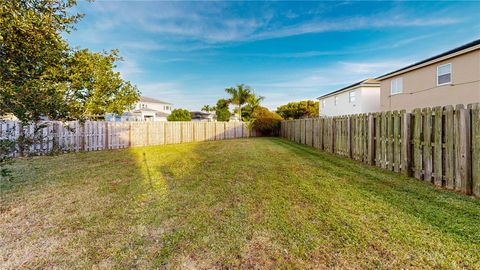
280,103 -> 480,197
0,121 -> 259,156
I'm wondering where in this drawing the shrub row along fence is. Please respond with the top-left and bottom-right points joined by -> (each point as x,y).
280,103 -> 480,197
0,121 -> 259,156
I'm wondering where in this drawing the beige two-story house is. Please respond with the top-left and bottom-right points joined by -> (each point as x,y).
377,39 -> 480,111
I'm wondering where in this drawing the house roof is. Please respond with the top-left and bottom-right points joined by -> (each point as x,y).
133,108 -> 158,113
317,78 -> 380,99
376,38 -> 480,80
139,96 -> 172,104
155,112 -> 170,117
191,111 -> 215,119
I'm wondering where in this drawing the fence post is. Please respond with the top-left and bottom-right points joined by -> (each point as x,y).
331,118 -> 335,153
413,109 -> 422,179
367,114 -> 375,165
347,116 -> 352,158
386,111 -> 393,170
423,107 -> 433,182
104,121 -> 109,150
128,122 -> 132,147
393,111 -> 401,172
433,106 -> 443,186
81,122 -> 86,151
318,118 -> 321,148
455,105 -> 472,194
380,112 -> 387,169
375,113 -> 381,167
445,105 -> 455,189
471,103 -> 480,197
402,112 -> 411,176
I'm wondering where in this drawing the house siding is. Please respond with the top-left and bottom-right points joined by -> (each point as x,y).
135,101 -> 172,114
319,86 -> 380,116
380,49 -> 480,111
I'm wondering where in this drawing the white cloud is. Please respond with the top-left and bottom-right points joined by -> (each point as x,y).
116,57 -> 142,79
249,59 -> 413,110
339,61 -> 409,75
251,17 -> 459,41
73,1 -> 462,51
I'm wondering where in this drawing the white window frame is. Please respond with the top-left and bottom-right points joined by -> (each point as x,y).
321,100 -> 326,108
390,77 -> 403,95
334,96 -> 339,106
349,91 -> 356,103
437,63 -> 452,86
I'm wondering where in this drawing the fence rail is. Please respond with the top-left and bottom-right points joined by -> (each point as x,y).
280,103 -> 480,197
0,121 -> 259,156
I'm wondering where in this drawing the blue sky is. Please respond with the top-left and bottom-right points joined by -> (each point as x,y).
67,1 -> 480,110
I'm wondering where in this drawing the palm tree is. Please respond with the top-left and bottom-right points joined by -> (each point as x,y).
201,105 -> 215,112
247,94 -> 264,109
225,84 -> 253,121
242,94 -> 265,120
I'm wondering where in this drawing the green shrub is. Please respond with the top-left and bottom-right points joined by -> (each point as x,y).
215,99 -> 231,122
276,100 -> 319,120
167,109 -> 191,121
251,107 -> 283,135
216,108 -> 231,122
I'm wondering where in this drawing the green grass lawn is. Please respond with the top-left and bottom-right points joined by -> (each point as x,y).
1,138 -> 479,269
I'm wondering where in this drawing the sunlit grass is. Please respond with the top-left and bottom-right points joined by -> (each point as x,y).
1,138 -> 479,269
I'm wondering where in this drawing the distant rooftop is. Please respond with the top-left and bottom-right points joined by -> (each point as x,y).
317,78 -> 380,99
139,96 -> 172,105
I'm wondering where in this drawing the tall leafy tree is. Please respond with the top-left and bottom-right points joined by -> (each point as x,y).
65,49 -> 139,119
0,0 -> 80,123
215,98 -> 231,122
0,0 -> 139,123
225,84 -> 254,121
0,0 -> 139,178
276,100 -> 319,120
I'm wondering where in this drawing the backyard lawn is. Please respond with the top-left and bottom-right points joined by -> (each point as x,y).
1,137 -> 479,269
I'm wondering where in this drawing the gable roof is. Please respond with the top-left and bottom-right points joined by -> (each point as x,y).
317,78 -> 379,99
139,96 -> 172,104
376,38 -> 480,80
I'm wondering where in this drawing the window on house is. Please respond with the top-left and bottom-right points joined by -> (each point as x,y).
322,100 -> 326,108
390,78 -> 403,95
437,63 -> 452,85
349,91 -> 356,103
334,96 -> 339,106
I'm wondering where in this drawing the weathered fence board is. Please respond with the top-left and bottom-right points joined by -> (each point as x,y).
472,104 -> 480,197
0,121 -> 258,157
280,103 -> 479,197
